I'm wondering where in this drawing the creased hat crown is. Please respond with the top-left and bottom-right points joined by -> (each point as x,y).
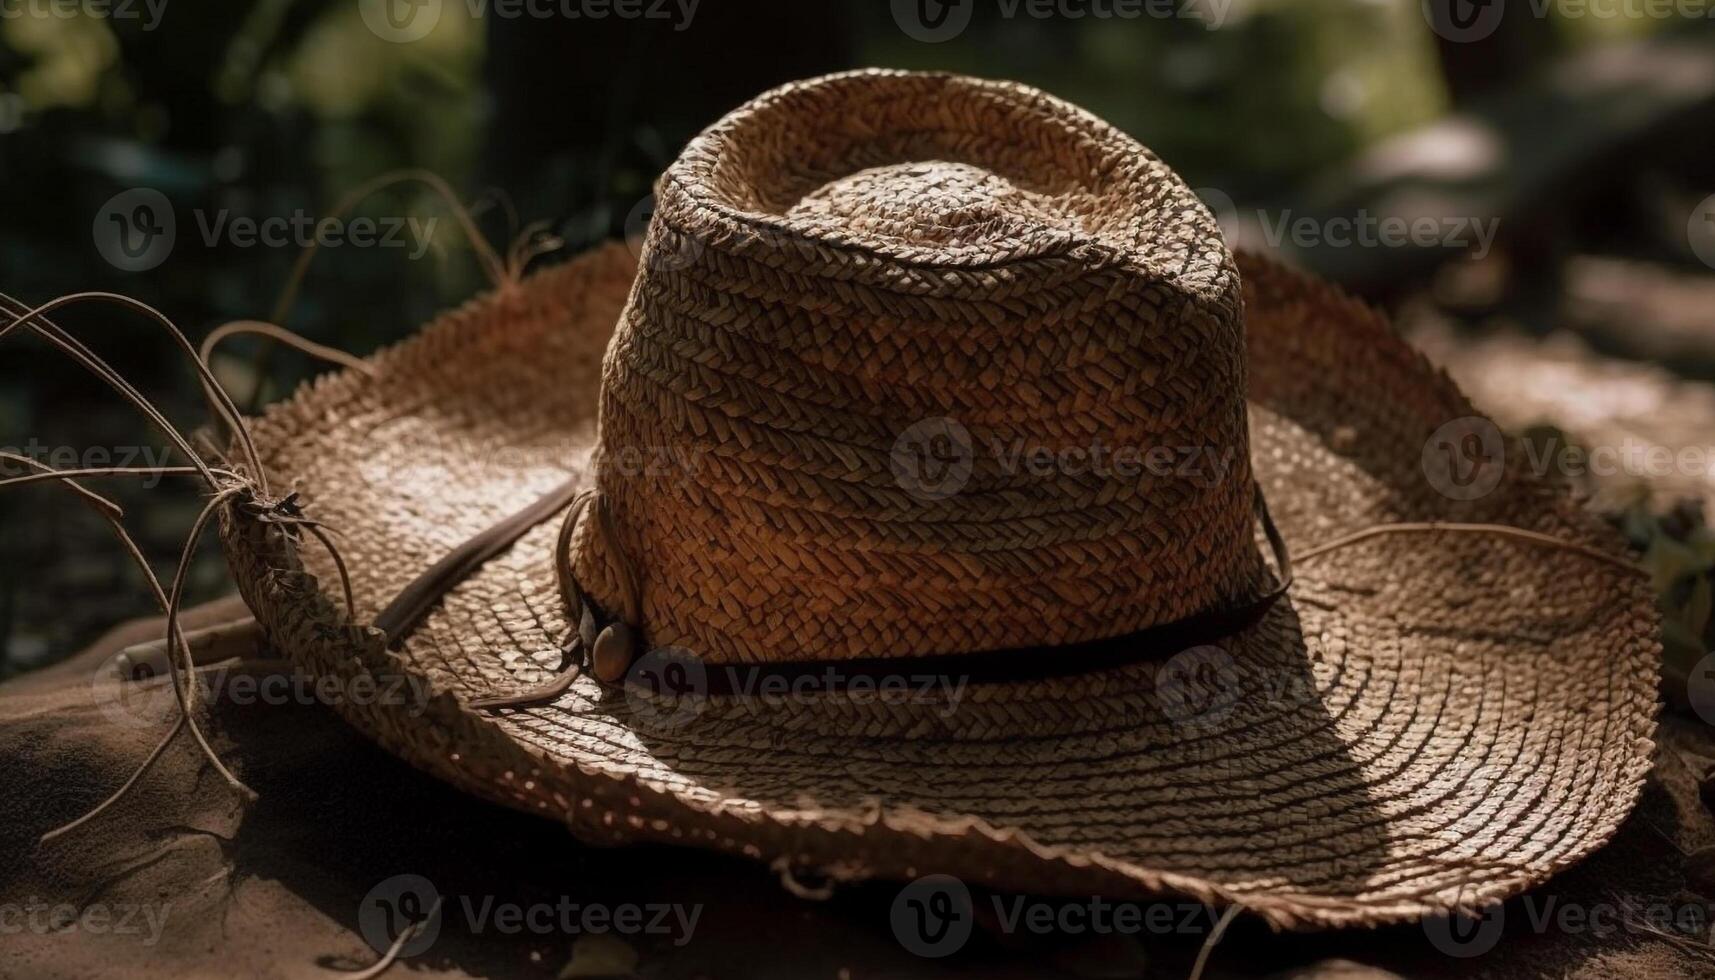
575,69 -> 1266,664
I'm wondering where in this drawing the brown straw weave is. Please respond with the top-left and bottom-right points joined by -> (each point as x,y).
216,71 -> 1658,928
574,71 -> 1264,663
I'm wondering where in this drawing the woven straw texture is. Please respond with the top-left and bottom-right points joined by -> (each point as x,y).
577,71 -> 1262,662
217,71 -> 1658,929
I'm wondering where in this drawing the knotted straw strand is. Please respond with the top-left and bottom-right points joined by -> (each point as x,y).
14,173 -> 525,842
241,169 -> 520,415
4,454 -> 246,843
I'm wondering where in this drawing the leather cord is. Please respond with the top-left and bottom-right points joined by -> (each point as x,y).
372,477 -> 589,646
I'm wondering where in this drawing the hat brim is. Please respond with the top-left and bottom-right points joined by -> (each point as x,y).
222,242 -> 1657,929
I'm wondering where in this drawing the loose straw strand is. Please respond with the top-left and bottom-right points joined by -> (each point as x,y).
1188,903 -> 1242,980
0,291 -> 266,492
163,488 -> 256,802
344,897 -> 443,980
270,169 -> 506,328
1295,521 -> 1640,574
0,344 -> 285,836
4,188 -> 435,840
0,292 -> 257,477
3,457 -> 242,843
294,520 -> 359,621
0,452 -> 124,519
200,320 -> 377,378
0,455 -> 200,722
66,292 -> 266,487
0,293 -> 221,488
504,220 -> 564,281
0,467 -> 212,492
245,169 -> 506,416
198,319 -> 377,458
41,718 -> 187,844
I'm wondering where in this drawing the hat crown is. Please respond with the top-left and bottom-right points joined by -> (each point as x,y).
577,70 -> 1266,664
789,161 -> 1067,252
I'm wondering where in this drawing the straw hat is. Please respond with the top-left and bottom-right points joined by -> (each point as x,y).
215,70 -> 1658,928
